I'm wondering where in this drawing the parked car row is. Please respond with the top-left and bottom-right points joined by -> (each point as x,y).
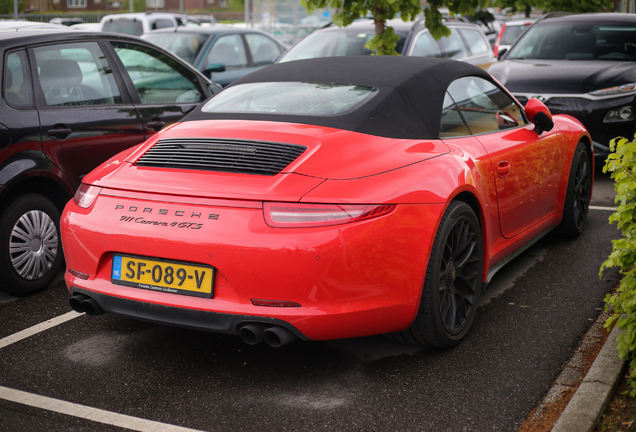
276,18 -> 496,69
2,12 -> 633,326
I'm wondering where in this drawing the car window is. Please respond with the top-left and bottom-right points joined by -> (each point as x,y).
33,42 -> 122,107
507,21 -> 636,61
410,30 -> 443,58
184,19 -> 201,27
204,34 -> 248,70
102,19 -> 144,36
202,82 -> 377,115
447,76 -> 526,135
277,28 -> 409,62
459,28 -> 491,56
152,19 -> 174,30
440,91 -> 471,138
4,50 -> 33,107
501,24 -> 528,45
142,33 -> 208,65
245,34 -> 281,66
111,41 -> 204,104
440,29 -> 469,60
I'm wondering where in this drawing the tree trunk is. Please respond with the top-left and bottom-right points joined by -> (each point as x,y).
373,4 -> 386,54
525,4 -> 531,18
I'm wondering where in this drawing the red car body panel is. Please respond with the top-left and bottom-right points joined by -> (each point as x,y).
62,115 -> 591,341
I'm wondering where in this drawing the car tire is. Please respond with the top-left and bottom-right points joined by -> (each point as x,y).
556,142 -> 592,239
387,201 -> 484,347
0,194 -> 64,296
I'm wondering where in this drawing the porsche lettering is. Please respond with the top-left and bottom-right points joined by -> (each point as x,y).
114,204 -> 218,220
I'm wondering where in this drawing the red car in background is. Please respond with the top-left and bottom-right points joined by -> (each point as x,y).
61,56 -> 592,348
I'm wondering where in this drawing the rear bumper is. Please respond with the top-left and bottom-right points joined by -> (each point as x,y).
70,286 -> 309,339
62,191 -> 444,341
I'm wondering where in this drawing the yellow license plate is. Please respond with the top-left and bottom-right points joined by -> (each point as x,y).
111,255 -> 214,298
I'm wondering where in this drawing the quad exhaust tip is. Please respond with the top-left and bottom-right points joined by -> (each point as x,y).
239,323 -> 297,347
70,294 -> 297,346
69,293 -> 104,316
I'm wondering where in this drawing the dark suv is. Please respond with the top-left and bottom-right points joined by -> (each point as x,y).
0,28 -> 213,296
488,13 -> 636,161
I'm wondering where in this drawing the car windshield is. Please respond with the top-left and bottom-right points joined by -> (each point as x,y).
142,33 -> 209,64
202,82 -> 377,115
507,21 -> 636,61
501,24 -> 530,45
278,28 -> 408,62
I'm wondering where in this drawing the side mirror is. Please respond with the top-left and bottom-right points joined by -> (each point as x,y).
203,63 -> 226,78
496,111 -> 519,130
525,98 -> 554,134
497,48 -> 508,60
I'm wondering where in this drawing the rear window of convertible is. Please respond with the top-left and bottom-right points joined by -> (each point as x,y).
201,82 -> 378,116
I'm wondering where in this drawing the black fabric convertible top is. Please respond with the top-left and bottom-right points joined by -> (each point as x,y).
184,56 -> 494,140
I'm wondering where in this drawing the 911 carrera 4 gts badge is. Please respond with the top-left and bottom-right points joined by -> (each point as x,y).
115,204 -> 219,230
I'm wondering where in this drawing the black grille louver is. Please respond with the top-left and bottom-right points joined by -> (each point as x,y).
135,138 -> 307,176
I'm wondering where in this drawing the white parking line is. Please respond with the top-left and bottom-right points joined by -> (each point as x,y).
0,311 -> 83,350
0,311 -> 207,431
589,205 -> 617,211
0,386 -> 206,432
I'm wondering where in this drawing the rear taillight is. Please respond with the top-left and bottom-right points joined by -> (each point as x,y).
73,184 -> 102,209
263,202 -> 396,228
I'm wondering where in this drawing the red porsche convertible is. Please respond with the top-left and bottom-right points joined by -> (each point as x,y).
61,56 -> 592,348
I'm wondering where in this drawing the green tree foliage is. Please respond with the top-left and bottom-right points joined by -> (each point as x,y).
601,135 -> 636,397
302,0 -> 488,55
496,0 -> 612,17
0,0 -> 28,15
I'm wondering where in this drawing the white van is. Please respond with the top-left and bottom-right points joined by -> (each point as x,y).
100,12 -> 199,36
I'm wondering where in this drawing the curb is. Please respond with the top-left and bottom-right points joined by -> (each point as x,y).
551,324 -> 627,432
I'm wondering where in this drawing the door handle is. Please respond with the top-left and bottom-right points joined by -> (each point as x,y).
497,160 -> 511,178
146,119 -> 165,132
47,127 -> 72,139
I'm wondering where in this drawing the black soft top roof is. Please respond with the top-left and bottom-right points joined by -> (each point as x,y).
184,56 -> 494,139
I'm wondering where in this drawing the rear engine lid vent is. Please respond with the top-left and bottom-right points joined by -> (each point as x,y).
136,138 -> 307,176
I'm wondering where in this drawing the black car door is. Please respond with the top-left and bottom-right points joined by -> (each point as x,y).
0,49 -> 47,185
30,39 -> 145,189
106,40 -> 210,140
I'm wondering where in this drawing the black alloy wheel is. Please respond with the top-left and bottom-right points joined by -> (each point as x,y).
438,213 -> 482,335
557,142 -> 592,238
387,201 -> 484,347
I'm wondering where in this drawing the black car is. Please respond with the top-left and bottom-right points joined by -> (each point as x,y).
276,18 -> 496,69
0,28 -> 213,296
142,26 -> 287,87
488,13 -> 636,161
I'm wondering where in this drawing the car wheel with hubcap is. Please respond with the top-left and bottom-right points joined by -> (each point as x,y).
0,194 -> 64,296
388,201 -> 484,347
